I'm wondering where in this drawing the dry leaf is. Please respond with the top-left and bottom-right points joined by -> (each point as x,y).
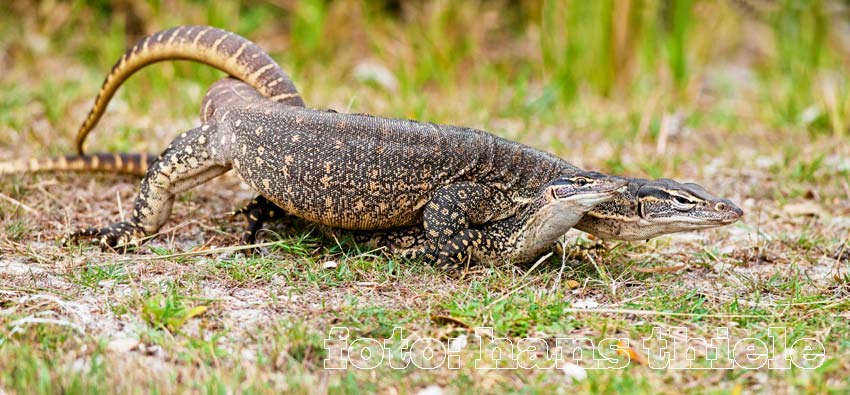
617,339 -> 647,365
783,202 -> 826,217
430,315 -> 471,329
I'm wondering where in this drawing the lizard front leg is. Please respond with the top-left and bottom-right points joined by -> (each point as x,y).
69,124 -> 228,251
422,182 -> 509,271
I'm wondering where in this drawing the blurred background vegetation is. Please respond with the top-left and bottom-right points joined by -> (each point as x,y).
0,0 -> 847,178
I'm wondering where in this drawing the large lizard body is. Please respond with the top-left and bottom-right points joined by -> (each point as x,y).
87,78 -> 608,269
205,80 -> 575,230
3,25 -> 744,270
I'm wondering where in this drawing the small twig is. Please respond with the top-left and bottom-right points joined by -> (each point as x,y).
813,297 -> 850,312
585,248 -> 618,300
116,191 -> 125,221
634,263 -> 688,273
521,251 -> 552,283
834,235 -> 848,279
0,192 -> 38,215
563,307 -> 760,318
552,239 -> 569,292
482,281 -> 530,312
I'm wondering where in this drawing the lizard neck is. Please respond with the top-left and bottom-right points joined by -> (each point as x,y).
507,192 -> 586,262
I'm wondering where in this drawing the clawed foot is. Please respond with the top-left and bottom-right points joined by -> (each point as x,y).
393,244 -> 466,273
230,196 -> 280,251
553,240 -> 607,258
434,254 -> 467,273
419,245 -> 465,273
63,221 -> 147,252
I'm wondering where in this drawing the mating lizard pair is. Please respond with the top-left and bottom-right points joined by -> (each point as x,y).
1,26 -> 743,270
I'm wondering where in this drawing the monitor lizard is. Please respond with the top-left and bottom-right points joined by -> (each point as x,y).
2,26 -> 744,270
65,25 -> 743,247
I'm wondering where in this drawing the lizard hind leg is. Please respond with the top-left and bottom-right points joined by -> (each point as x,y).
231,195 -> 285,246
67,123 -> 229,251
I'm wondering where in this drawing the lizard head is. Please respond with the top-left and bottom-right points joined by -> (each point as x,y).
543,171 -> 629,209
509,171 -> 628,261
637,179 -> 743,228
574,178 -> 743,241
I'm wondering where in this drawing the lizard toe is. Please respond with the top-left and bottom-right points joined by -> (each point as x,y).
232,196 -> 278,247
434,259 -> 464,273
65,221 -> 146,253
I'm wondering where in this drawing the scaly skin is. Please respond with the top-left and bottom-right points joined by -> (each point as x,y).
67,25 -> 310,238
2,153 -> 744,265
574,178 -> 743,240
69,78 -> 585,269
65,25 -> 309,245
327,171 -> 629,269
61,24 -> 743,248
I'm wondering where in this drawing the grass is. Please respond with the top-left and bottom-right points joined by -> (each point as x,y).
1,0 -> 850,394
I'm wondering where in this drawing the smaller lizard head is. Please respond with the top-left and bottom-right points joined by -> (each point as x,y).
544,171 -> 629,208
575,178 -> 743,240
636,179 -> 743,228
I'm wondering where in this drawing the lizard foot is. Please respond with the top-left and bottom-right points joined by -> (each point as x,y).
231,195 -> 279,250
64,221 -> 147,252
415,247 -> 465,273
396,243 -> 466,273
432,230 -> 483,273
434,255 -> 467,273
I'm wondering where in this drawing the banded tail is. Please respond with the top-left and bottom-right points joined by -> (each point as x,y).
0,153 -> 157,177
75,25 -> 304,155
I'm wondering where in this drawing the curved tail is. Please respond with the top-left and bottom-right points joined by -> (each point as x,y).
0,153 -> 157,177
75,25 -> 304,155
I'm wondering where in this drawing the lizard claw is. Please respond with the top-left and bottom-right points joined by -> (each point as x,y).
63,221 -> 147,252
228,204 -> 251,218
428,248 -> 466,273
434,258 -> 465,273
232,196 -> 279,246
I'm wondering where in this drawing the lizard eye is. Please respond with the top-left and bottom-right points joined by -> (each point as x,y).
574,178 -> 589,187
673,195 -> 691,205
672,195 -> 697,211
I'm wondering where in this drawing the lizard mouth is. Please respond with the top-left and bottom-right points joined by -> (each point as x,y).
565,189 -> 620,207
651,213 -> 742,228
